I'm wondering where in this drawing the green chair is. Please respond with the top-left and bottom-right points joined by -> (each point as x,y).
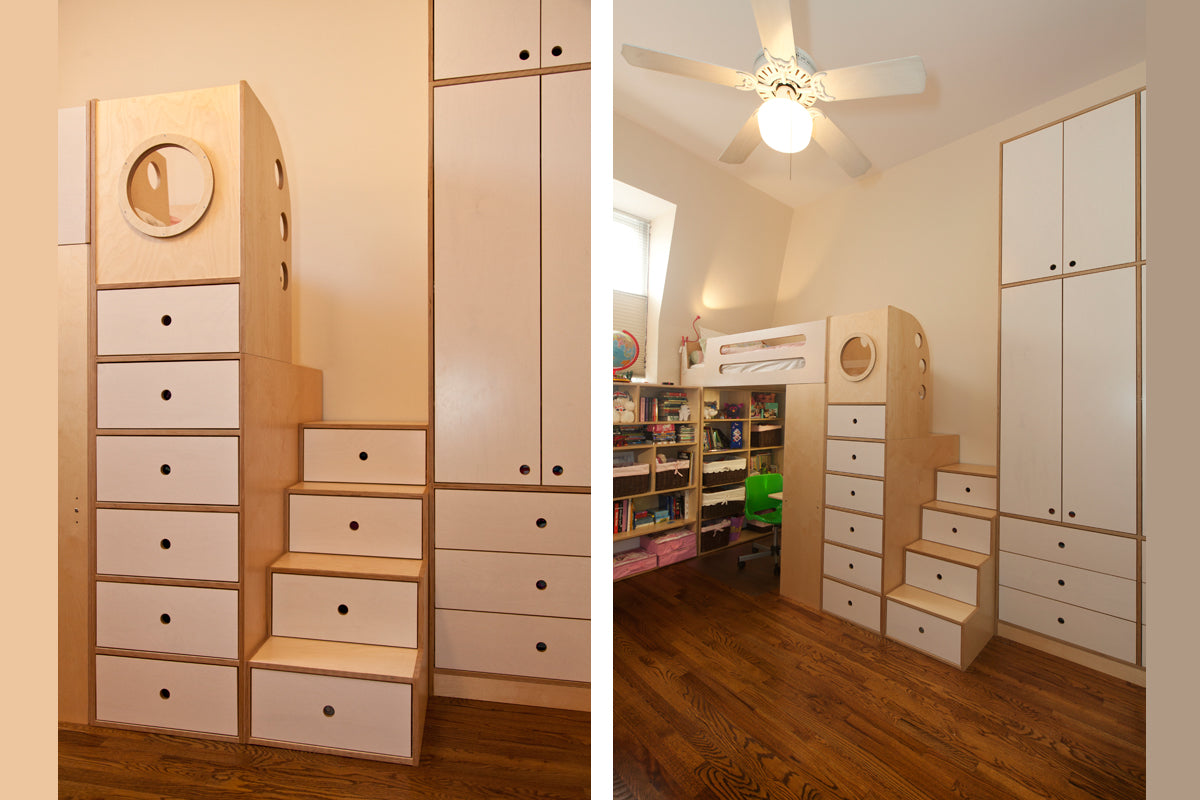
738,472 -> 783,573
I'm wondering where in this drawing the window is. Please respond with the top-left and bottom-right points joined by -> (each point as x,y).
612,209 -> 650,378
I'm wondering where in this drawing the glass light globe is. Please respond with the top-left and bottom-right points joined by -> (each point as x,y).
757,97 -> 813,154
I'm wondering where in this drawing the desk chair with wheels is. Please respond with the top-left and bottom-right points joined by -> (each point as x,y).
738,472 -> 782,574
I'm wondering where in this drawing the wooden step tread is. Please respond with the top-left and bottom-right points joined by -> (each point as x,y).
937,463 -> 997,478
886,584 -> 977,625
922,499 -> 998,521
906,539 -> 990,569
249,636 -> 420,683
288,481 -> 428,499
302,420 -> 426,430
271,552 -> 424,581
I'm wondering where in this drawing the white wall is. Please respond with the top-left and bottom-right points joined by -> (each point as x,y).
774,63 -> 1146,464
58,0 -> 430,422
614,114 -> 793,384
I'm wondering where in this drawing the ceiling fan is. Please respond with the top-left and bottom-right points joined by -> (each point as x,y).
621,0 -> 927,177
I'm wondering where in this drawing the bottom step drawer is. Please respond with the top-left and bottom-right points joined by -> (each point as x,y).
251,669 -> 413,759
885,601 -> 963,667
95,655 -> 237,736
822,579 -> 880,632
999,586 -> 1136,662
435,609 -> 589,682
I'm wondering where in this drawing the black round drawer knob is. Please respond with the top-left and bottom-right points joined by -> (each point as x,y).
1049,508 -> 1056,515
851,454 -> 857,460
535,641 -> 548,652
536,579 -> 548,590
852,418 -> 858,424
1069,260 -> 1077,267
1058,541 -> 1066,549
1050,264 -> 1057,271
551,45 -> 563,56
952,527 -> 958,533
849,490 -> 856,496
1068,511 -> 1076,518
847,600 -> 853,607
848,563 -> 855,569
936,574 -> 943,580
160,464 -> 171,475
1058,579 -> 1065,586
918,627 -> 925,634
358,451 -> 369,461
965,487 -> 972,493
161,314 -> 172,326
160,613 -> 171,625
519,464 -> 531,475
849,527 -> 855,533
160,688 -> 171,699
337,604 -> 349,615
349,520 -> 359,531
536,518 -> 547,529
552,465 -> 564,476
1057,617 -> 1065,624
323,705 -> 336,717
160,538 -> 171,550
519,49 -> 530,60
161,389 -> 172,401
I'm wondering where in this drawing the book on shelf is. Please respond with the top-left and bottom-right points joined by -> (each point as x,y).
729,421 -> 743,448
750,392 -> 779,419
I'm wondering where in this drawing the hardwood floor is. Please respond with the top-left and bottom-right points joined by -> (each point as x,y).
59,697 -> 589,799
614,556 -> 1145,800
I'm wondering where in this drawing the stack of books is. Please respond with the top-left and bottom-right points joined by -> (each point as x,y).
613,425 -> 649,447
640,390 -> 690,422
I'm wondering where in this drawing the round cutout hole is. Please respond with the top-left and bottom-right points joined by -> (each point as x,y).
161,389 -> 172,401
323,705 -> 335,717
918,385 -> 927,400
337,604 -> 349,615
280,261 -> 290,291
358,451 -> 369,461
919,358 -> 927,373
535,641 -> 547,652
274,159 -> 285,190
160,538 -> 171,550
349,520 -> 359,531
160,613 -> 171,625
838,334 -> 876,381
160,689 -> 171,700
119,135 -> 214,238
279,212 -> 289,242
914,332 -> 923,349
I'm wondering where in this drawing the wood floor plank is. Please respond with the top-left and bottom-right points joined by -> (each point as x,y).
615,559 -> 1145,800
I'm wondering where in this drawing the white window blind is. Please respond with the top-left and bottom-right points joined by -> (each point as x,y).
612,210 -> 650,377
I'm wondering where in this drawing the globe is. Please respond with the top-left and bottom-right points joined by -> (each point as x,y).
613,330 -> 639,371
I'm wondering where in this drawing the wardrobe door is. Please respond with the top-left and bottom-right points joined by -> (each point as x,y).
1062,268 -> 1138,533
540,70 -> 590,488
999,280 -> 1062,521
433,77 -> 542,485
1001,123 -> 1062,284
432,0 -> 540,80
541,0 -> 591,67
1062,95 -> 1137,273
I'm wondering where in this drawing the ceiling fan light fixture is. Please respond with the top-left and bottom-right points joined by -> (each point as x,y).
757,97 -> 813,154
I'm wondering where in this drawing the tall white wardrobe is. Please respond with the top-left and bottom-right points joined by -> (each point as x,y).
998,91 -> 1145,673
429,0 -> 591,709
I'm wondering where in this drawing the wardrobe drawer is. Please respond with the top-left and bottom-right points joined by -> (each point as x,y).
826,405 -> 885,439
999,516 -> 1136,578
251,669 -> 412,759
905,552 -> 978,605
272,573 -> 418,648
885,601 -> 962,667
937,472 -> 997,509
96,582 -> 239,659
96,508 -> 239,582
435,609 -> 589,682
96,284 -> 239,355
823,508 -> 883,554
921,508 -> 993,555
822,578 -> 881,632
435,488 -> 589,556
999,551 -> 1137,621
434,550 -> 589,619
1000,586 -> 1136,662
823,543 -> 882,593
289,493 -> 423,559
824,474 -> 884,516
95,655 -> 238,736
97,360 -> 240,429
303,427 -> 426,485
826,439 -> 885,477
96,435 -> 239,505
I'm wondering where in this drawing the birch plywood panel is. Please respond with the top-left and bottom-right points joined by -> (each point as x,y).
95,85 -> 241,285
779,383 -> 825,609
884,307 -> 934,440
826,307 -> 889,405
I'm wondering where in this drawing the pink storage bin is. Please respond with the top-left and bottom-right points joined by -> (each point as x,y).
642,529 -> 697,567
613,548 -> 658,580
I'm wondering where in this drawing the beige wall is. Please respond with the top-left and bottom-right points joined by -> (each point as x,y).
614,114 -> 793,384
774,63 -> 1146,464
58,0 -> 430,422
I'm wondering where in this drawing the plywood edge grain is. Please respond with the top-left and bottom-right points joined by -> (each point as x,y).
432,670 -> 590,711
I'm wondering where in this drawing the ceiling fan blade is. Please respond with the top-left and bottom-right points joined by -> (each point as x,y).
719,108 -> 763,164
750,0 -> 796,60
621,44 -> 748,89
810,110 -> 870,177
815,55 -> 926,101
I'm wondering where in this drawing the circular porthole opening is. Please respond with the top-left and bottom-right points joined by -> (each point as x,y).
838,333 -> 877,382
119,134 -> 215,238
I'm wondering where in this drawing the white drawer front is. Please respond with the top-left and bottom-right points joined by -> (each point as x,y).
96,284 -> 239,355
272,573 -> 418,648
825,439 -> 885,477
922,508 -> 993,555
96,582 -> 239,658
435,550 -> 589,619
96,435 -> 239,505
97,360 -> 240,429
289,494 -> 423,559
937,473 -> 998,509
905,552 -> 978,605
824,473 -> 884,515
251,669 -> 412,759
822,543 -> 882,593
434,609 -> 589,682
827,405 -> 885,439
96,508 -> 238,581
885,601 -> 963,666
435,489 -> 589,556
999,551 -> 1137,621
303,428 -> 426,485
822,578 -> 881,632
823,508 -> 883,554
1000,586 -> 1136,662
95,655 -> 237,736
999,516 -> 1136,578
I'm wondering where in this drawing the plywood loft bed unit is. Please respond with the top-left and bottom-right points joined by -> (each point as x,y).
680,320 -> 826,387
